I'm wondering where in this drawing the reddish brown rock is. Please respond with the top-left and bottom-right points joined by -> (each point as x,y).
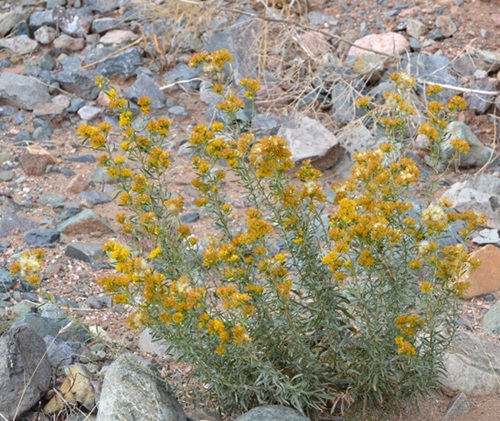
463,245 -> 500,299
66,174 -> 89,195
348,32 -> 410,58
20,146 -> 56,176
299,31 -> 330,56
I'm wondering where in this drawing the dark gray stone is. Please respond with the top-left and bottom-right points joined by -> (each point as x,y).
67,154 -> 96,163
0,72 -> 51,110
60,55 -> 82,72
180,212 -> 200,223
52,71 -> 100,100
23,229 -> 60,245
0,212 -> 38,238
83,0 -> 120,13
125,74 -> 165,109
163,63 -> 202,91
53,6 -> 93,37
464,80 -> 496,114
0,326 -> 51,420
68,97 -> 86,113
0,269 -> 13,293
40,53 -> 58,71
96,353 -> 187,421
44,335 -> 74,367
451,54 -> 476,76
78,190 -> 112,205
28,10 -> 54,31
57,201 -> 83,221
234,405 -> 309,421
65,242 -> 104,263
85,47 -> 141,79
91,17 -> 118,34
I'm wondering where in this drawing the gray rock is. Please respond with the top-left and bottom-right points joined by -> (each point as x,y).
83,0 -> 120,13
180,212 -> 200,223
65,242 -> 104,263
40,193 -> 67,206
23,229 -> 60,245
78,105 -> 101,121
401,54 -> 458,101
330,80 -> 360,125
96,353 -> 187,421
441,330 -> 500,396
85,47 -> 141,79
445,121 -> 496,168
46,0 -> 66,8
57,209 -> 113,238
29,10 -> 54,31
44,335 -> 74,367
451,54 -> 476,77
435,15 -> 457,37
138,328 -> 173,357
34,25 -> 58,44
464,80 -> 496,114
52,71 -> 100,100
444,392 -> 470,419
406,19 -> 427,38
67,154 -> 96,163
0,35 -> 38,55
40,53 -> 58,71
68,97 -> 86,112
0,170 -> 13,182
60,55 -> 83,72
53,6 -> 93,37
163,63 -> 202,91
0,72 -> 51,110
234,405 -> 309,421
482,300 -> 500,334
53,33 -> 86,52
125,74 -> 165,109
474,49 -> 500,72
0,326 -> 51,420
473,174 -> 500,196
0,10 -> 29,37
0,212 -> 38,238
92,165 -> 116,184
0,269 -> 13,293
277,115 -> 344,167
472,229 -> 500,245
168,105 -> 187,116
79,191 -> 112,205
91,17 -> 118,34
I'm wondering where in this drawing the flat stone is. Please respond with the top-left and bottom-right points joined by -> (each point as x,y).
474,49 -> 500,72
67,154 -> 96,163
23,229 -> 60,246
91,17 -> 118,34
0,10 -> 29,37
20,146 -> 57,176
299,31 -> 330,56
0,35 -> 38,55
406,19 -> 427,38
57,209 -> 113,239
163,63 -> 202,91
33,101 -> 67,117
234,405 -> 309,421
0,72 -> 51,110
348,32 -> 409,58
99,29 -> 138,46
462,245 -> 500,299
0,212 -> 38,238
78,190 -> 112,205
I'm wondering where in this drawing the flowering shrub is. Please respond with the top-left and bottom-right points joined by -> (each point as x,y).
10,249 -> 45,286
78,51 -> 485,417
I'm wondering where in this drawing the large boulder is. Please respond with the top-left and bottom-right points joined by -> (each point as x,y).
0,326 -> 51,420
96,353 -> 187,421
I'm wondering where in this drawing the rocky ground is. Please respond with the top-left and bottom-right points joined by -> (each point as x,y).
0,0 -> 500,420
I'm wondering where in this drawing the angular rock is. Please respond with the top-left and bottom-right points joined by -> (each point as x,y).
0,35 -> 38,55
29,10 -> 54,31
99,29 -> 138,46
67,174 -> 89,195
33,101 -> 67,118
20,146 -> 57,176
78,105 -> 101,121
96,353 -> 187,421
125,74 -> 166,109
0,10 -> 29,37
444,392 -> 470,419
57,209 -> 113,238
53,6 -> 92,38
474,49 -> 500,72
441,330 -> 500,396
34,25 -> 58,45
348,32 -> 409,58
472,229 -> 500,246
234,405 -> 309,421
0,326 -> 51,420
278,115 -> 344,167
23,229 -> 60,246
84,0 -> 120,13
464,80 -> 497,114
52,70 -> 100,100
462,245 -> 500,299
435,15 -> 457,37
79,190 -> 112,205
53,33 -> 86,52
91,17 -> 118,34
352,54 -> 384,82
406,19 -> 427,39
65,242 -> 104,263
0,269 -> 13,293
85,47 -> 141,79
482,299 -> 500,335
0,212 -> 38,238
138,328 -> 173,357
0,72 -> 51,110
163,63 -> 202,91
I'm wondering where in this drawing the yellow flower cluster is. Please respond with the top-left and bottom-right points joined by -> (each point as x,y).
248,135 -> 294,178
240,78 -> 260,99
189,49 -> 234,73
10,249 -> 45,286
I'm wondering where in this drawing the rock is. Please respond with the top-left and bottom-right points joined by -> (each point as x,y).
44,364 -> 95,414
163,63 -> 202,91
91,17 -> 118,34
79,190 -> 112,205
78,105 -> 101,121
138,328 -> 172,356
474,49 -> 500,72
0,10 -> 29,37
67,154 -> 96,163
441,330 -> 500,396
234,405 -> 309,421
0,35 -> 38,55
53,33 -> 86,52
435,15 -> 457,37
444,121 -> 495,168
65,242 -> 104,263
29,10 -> 54,31
472,229 -> 500,246
180,212 -> 200,223
67,174 -> 89,194
34,25 -> 58,44
205,18 -> 260,83
57,209 -> 113,239
0,212 -> 38,238
277,115 -> 344,169
125,74 -> 166,109
96,353 -> 187,421
99,29 -> 138,45
0,326 -> 51,420
84,0 -> 120,13
401,54 -> 458,101
406,19 -> 427,38
451,54 -> 477,77
299,31 -> 330,56
44,336 -> 75,367
33,101 -> 67,118
92,165 -> 116,184
482,299 -> 500,334
464,80 -> 497,114
23,229 -> 60,245
348,32 -> 409,58
444,393 -> 470,419
0,72 -> 51,110
462,245 -> 500,299
351,54 -> 384,82
0,269 -> 13,293
52,71 -> 100,100
85,46 -> 141,79
20,146 -> 57,176
53,6 -> 93,38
